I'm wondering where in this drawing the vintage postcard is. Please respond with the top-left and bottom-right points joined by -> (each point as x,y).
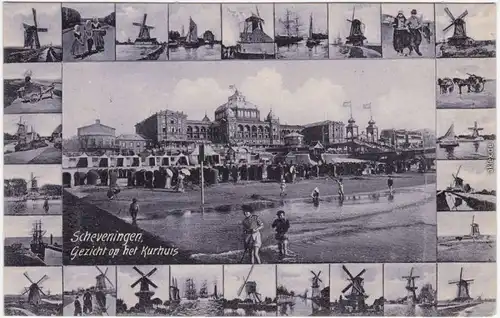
1,1 -> 497,317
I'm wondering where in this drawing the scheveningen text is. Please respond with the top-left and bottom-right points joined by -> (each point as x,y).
70,230 -> 143,246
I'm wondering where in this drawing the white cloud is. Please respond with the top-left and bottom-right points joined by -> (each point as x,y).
3,63 -> 61,80
4,216 -> 61,238
437,160 -> 496,190
384,263 -> 436,301
437,212 -> 496,236
63,3 -> 115,20
116,3 -> 168,43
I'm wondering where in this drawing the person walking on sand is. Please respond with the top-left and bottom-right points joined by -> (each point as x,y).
335,178 -> 345,200
43,197 -> 49,213
387,175 -> 394,194
311,187 -> 320,205
74,295 -> 82,316
280,179 -> 286,197
242,209 -> 264,264
129,198 -> 139,225
272,210 -> 290,258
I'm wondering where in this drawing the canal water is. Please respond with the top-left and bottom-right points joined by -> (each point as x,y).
4,199 -> 62,215
277,40 -> 328,59
385,304 -> 437,316
116,44 -> 168,61
278,298 -> 328,316
127,184 -> 436,263
437,141 -> 494,160
169,45 -> 222,60
456,302 -> 496,316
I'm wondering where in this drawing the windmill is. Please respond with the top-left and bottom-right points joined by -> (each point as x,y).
132,13 -> 157,44
341,265 -> 368,312
94,266 -> 115,315
311,270 -> 323,299
29,172 -> 39,193
21,272 -> 49,308
448,267 -> 474,301
346,6 -> 366,46
23,8 -> 48,49
468,121 -> 484,139
237,265 -> 263,304
442,7 -> 470,46
469,215 -> 480,238
402,267 -> 420,304
448,165 -> 466,192
131,266 -> 158,309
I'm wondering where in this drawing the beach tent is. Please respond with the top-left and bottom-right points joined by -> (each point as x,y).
285,153 -> 317,165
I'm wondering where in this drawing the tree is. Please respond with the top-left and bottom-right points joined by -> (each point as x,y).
116,298 -> 127,314
4,178 -> 27,197
62,7 -> 81,30
103,12 -> 115,27
169,31 -> 181,41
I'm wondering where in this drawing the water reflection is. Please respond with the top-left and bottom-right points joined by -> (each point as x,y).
278,298 -> 326,316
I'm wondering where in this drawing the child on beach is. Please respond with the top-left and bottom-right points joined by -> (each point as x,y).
280,179 -> 286,197
388,175 -> 394,194
335,178 -> 345,200
242,209 -> 263,264
129,198 -> 139,225
272,210 -> 290,257
311,187 -> 320,205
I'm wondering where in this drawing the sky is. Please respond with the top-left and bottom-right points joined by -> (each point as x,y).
4,63 -> 61,81
62,60 -> 435,137
64,266 -> 116,291
381,3 -> 434,21
437,263 -> 496,300
329,3 -> 381,45
384,263 -> 436,301
117,266 -> 169,308
437,212 -> 496,236
224,265 -> 275,300
169,3 -> 221,40
4,164 -> 62,185
62,3 -> 115,20
4,267 -> 63,296
435,3 -> 496,42
330,264 -> 383,304
437,58 -> 496,80
4,215 -> 61,238
116,4 -> 168,43
4,114 -> 61,136
275,3 -> 328,38
3,2 -> 61,47
222,3 -> 274,46
277,264 -> 329,298
437,160 -> 496,191
437,109 -> 496,137
171,265 -> 223,298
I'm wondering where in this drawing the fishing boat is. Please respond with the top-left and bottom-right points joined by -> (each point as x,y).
199,281 -> 209,298
439,124 -> 459,148
138,42 -> 167,60
306,14 -> 321,48
184,278 -> 198,300
170,277 -> 181,304
234,6 -> 276,59
184,17 -> 201,49
275,10 -> 303,46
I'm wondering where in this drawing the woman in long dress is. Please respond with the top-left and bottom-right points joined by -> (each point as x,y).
71,24 -> 85,57
392,10 -> 410,55
91,17 -> 105,51
84,20 -> 94,55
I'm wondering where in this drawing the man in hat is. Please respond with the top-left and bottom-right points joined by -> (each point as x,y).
129,198 -> 139,225
272,210 -> 290,257
241,208 -> 264,264
407,9 -> 423,56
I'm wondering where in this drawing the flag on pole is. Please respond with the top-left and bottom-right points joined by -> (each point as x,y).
343,101 -> 352,107
363,103 -> 372,109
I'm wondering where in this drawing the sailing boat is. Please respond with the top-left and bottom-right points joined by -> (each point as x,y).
306,14 -> 321,48
199,280 -> 209,298
275,9 -> 303,46
184,278 -> 198,300
439,124 -> 459,148
184,17 -> 200,49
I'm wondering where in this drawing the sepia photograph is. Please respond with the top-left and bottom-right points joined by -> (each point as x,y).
168,265 -> 224,316
223,265 -> 277,316
116,3 -> 168,61
329,264 -> 384,316
435,3 -> 496,58
4,267 -> 63,316
4,215 -> 62,267
384,263 -> 437,317
436,58 -> 496,109
274,3 -> 328,60
437,212 -> 496,262
63,266 -> 117,316
277,264 -> 330,316
4,63 -> 62,114
222,3 -> 275,59
116,266 -> 170,315
4,114 -> 62,165
437,263 -> 496,316
4,165 -> 62,215
62,3 -> 116,61
328,3 -> 382,59
169,3 -> 222,61
61,60 -> 436,265
3,2 -> 62,63
437,109 -> 496,160
381,3 -> 435,58
436,160 -> 496,211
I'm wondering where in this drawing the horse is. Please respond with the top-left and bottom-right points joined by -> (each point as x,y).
437,78 -> 454,94
452,78 -> 471,95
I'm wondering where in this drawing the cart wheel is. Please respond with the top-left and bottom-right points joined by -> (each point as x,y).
475,82 -> 485,93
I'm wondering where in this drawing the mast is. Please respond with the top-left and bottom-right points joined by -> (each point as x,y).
309,14 -> 313,38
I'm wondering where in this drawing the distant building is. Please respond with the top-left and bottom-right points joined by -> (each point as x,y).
302,120 -> 345,145
203,30 -> 215,42
379,129 -> 424,148
77,119 -> 117,151
117,134 -> 148,153
284,132 -> 304,147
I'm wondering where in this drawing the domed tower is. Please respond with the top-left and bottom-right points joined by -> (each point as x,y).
345,116 -> 359,141
366,117 -> 378,143
266,108 -> 280,145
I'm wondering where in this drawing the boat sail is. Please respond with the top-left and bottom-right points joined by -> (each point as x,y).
184,278 -> 198,300
306,14 -> 321,48
275,9 -> 303,46
184,17 -> 200,48
199,280 -> 209,298
439,124 -> 459,148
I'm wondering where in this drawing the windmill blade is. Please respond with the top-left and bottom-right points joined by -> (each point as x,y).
409,267 -> 414,277
145,277 -> 158,289
20,287 -> 30,296
36,285 -> 47,296
456,165 -> 462,178
354,269 -> 367,279
448,280 -> 460,284
142,13 -> 148,25
318,278 -> 323,283
444,7 -> 456,21
342,283 -> 353,294
459,267 -> 463,281
342,265 -> 355,280
32,8 -> 38,27
37,275 -> 49,285
104,274 -> 115,289
237,265 -> 254,297
352,281 -> 365,295
133,266 -> 145,277
456,10 -> 468,20
443,22 -> 455,32
145,267 -> 158,278
130,278 -> 142,289
24,272 -> 35,284
132,22 -> 143,27
351,6 -> 356,22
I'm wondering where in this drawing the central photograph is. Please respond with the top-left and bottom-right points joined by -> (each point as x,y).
61,60 -> 437,265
